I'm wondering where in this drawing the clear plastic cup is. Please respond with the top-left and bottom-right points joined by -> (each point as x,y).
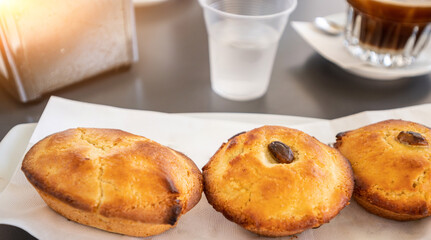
199,0 -> 297,101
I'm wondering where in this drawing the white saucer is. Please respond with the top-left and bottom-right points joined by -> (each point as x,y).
291,13 -> 431,80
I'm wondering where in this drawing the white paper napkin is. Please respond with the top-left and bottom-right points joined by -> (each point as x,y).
1,96 -> 431,239
291,13 -> 431,80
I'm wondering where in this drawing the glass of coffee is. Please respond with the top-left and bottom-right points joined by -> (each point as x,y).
344,0 -> 431,68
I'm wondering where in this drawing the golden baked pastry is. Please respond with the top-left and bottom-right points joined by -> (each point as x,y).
203,125 -> 354,237
21,128 -> 202,237
335,119 -> 431,221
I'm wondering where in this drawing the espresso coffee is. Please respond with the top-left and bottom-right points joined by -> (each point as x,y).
344,0 -> 431,67
348,0 -> 431,23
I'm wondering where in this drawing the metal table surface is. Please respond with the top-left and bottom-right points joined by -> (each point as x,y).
1,0 -> 430,239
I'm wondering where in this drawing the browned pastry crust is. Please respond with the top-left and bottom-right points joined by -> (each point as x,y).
21,128 -> 202,237
203,125 -> 354,237
335,119 -> 431,221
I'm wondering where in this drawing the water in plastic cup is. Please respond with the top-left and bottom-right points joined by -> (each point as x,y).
199,0 -> 297,101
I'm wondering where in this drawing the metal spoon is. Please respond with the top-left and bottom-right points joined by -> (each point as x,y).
313,17 -> 344,36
